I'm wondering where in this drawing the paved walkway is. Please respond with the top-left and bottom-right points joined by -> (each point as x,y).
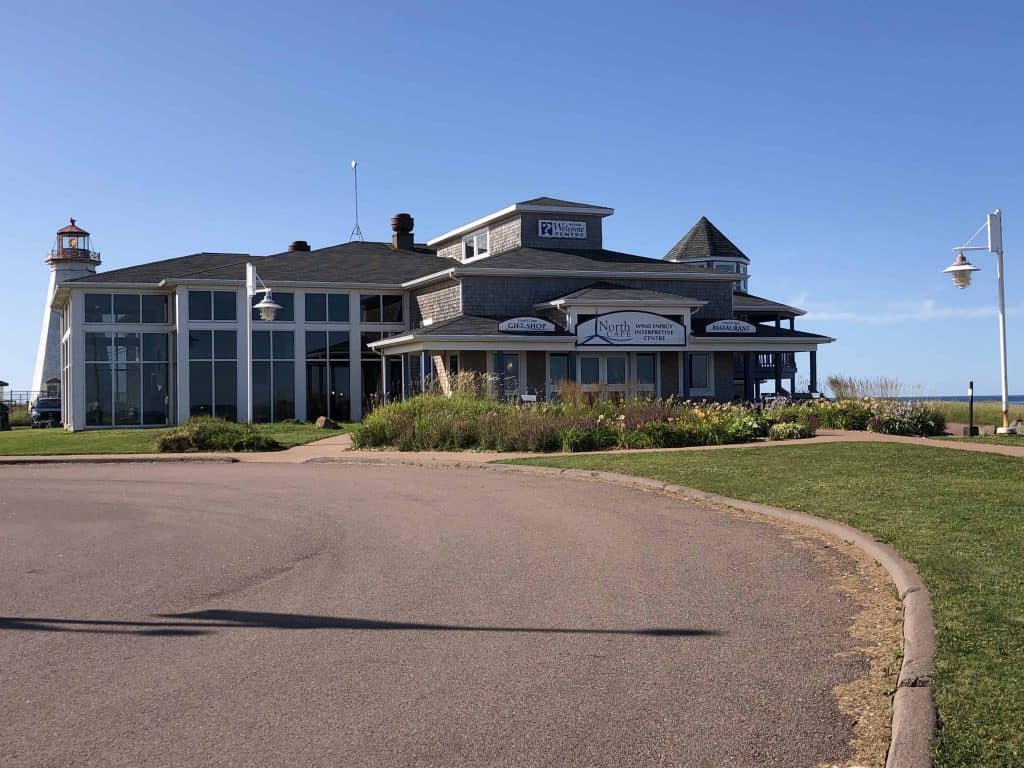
2,426 -> 1023,466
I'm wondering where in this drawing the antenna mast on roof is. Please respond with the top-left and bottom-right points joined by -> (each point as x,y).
349,160 -> 364,242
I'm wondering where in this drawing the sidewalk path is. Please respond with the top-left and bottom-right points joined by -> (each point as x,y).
4,426 -> 1023,466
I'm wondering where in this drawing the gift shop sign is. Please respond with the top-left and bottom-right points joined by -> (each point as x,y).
577,312 -> 686,346
498,317 -> 556,333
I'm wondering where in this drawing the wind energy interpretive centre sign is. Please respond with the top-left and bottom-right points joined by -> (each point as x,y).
577,312 -> 686,346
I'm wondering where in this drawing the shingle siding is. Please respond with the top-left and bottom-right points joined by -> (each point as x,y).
488,215 -> 522,255
412,280 -> 462,325
461,276 -> 733,321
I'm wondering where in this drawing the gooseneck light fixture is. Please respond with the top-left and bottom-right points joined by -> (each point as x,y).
943,209 -> 1014,433
245,263 -> 282,423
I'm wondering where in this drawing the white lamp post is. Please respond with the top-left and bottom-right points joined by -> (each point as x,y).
943,209 -> 1014,434
245,263 -> 281,424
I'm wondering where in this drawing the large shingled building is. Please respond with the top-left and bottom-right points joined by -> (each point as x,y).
48,198 -> 833,429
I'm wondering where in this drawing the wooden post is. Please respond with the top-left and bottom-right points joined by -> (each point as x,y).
681,352 -> 690,400
743,352 -> 754,401
774,352 -> 783,395
809,350 -> 818,393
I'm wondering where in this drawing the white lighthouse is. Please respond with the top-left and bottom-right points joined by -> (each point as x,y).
32,218 -> 101,395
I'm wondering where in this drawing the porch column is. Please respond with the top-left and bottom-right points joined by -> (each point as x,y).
810,350 -> 818,393
381,354 -> 388,403
774,352 -> 783,395
495,350 -> 505,399
681,351 -> 690,400
789,317 -> 795,330
743,352 -> 754,401
567,350 -> 577,381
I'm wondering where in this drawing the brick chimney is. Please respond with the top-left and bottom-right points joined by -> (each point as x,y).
288,240 -> 311,252
391,213 -> 414,250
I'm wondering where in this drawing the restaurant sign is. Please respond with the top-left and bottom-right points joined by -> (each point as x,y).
577,312 -> 686,346
705,319 -> 757,334
538,220 -> 587,239
498,316 -> 556,333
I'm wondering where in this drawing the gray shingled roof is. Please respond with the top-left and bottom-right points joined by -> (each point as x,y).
71,242 -> 452,287
664,217 -> 748,262
70,252 -> 252,284
517,197 -> 610,209
541,281 -> 704,305
464,247 -> 734,276
732,292 -> 806,316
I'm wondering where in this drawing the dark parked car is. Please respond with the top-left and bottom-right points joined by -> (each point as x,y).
30,397 -> 62,428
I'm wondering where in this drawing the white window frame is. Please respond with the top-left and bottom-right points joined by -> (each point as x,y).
634,352 -> 658,394
488,351 -> 522,397
546,352 -> 570,400
462,229 -> 490,262
683,352 -> 715,397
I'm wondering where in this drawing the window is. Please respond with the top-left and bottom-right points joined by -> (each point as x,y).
306,330 -> 350,423
580,356 -> 600,386
606,356 -> 627,386
84,294 -> 168,324
252,292 -> 294,322
84,332 -> 169,427
304,292 -> 349,323
189,290 -> 236,321
463,230 -> 489,260
359,294 -> 403,324
637,353 -> 656,386
189,329 -> 237,419
712,261 -> 737,273
251,331 -> 295,422
688,353 -> 713,394
493,353 -> 519,398
548,353 -> 569,385
448,354 -> 460,376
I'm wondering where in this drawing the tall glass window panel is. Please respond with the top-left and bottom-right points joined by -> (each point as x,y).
85,364 -> 113,426
189,291 -> 212,321
580,357 -> 600,385
360,295 -> 381,323
214,330 -> 237,360
252,330 -> 272,360
113,364 -> 142,425
142,333 -> 167,362
189,330 -> 213,360
113,294 -> 141,323
273,331 -> 294,360
84,294 -> 112,323
607,356 -> 627,386
305,293 -> 327,322
113,333 -> 141,362
214,361 -> 237,420
85,332 -> 113,362
549,353 -> 569,384
381,295 -> 403,323
142,295 -> 168,323
273,361 -> 295,420
328,294 -> 349,322
637,354 -> 656,385
189,361 -> 213,417
330,332 -> 350,359
306,363 -> 327,421
213,291 -> 237,321
690,354 -> 710,390
142,364 -> 169,425
252,361 -> 273,423
361,332 -> 382,359
305,331 -> 328,360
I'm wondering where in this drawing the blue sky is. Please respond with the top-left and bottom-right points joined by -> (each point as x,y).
1,1 -> 1022,394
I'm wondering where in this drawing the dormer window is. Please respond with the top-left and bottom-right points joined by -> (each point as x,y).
463,230 -> 489,261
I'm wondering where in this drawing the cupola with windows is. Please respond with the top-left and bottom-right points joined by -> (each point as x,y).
48,218 -> 100,266
663,216 -> 749,293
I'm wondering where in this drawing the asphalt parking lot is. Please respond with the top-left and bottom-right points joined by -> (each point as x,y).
0,462 -> 865,767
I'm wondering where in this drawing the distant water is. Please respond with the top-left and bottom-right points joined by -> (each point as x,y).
904,395 -> 1024,404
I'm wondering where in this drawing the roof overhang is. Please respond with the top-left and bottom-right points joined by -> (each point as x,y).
540,297 -> 707,312
426,202 -> 615,247
369,333 -> 578,355
689,334 -> 834,352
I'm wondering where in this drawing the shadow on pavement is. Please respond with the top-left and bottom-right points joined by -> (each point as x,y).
0,610 -> 721,639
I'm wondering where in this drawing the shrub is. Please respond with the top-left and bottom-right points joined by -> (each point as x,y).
157,416 -> 282,452
769,422 -> 814,440
866,400 -> 946,436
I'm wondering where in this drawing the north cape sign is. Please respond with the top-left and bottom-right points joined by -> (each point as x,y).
577,312 -> 686,346
538,219 -> 587,239
704,319 -> 757,334
498,316 -> 556,333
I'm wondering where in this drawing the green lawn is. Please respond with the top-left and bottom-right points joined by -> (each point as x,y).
504,443 -> 1024,768
926,400 -> 1024,426
937,433 -> 1024,446
0,422 -> 353,456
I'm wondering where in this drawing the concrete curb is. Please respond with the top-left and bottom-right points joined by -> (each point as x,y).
0,455 -> 239,466
474,462 -> 936,768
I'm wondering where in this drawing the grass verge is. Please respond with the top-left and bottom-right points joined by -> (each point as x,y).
937,434 -> 1024,446
926,400 -> 1024,426
502,442 -> 1024,768
0,422 -> 353,456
